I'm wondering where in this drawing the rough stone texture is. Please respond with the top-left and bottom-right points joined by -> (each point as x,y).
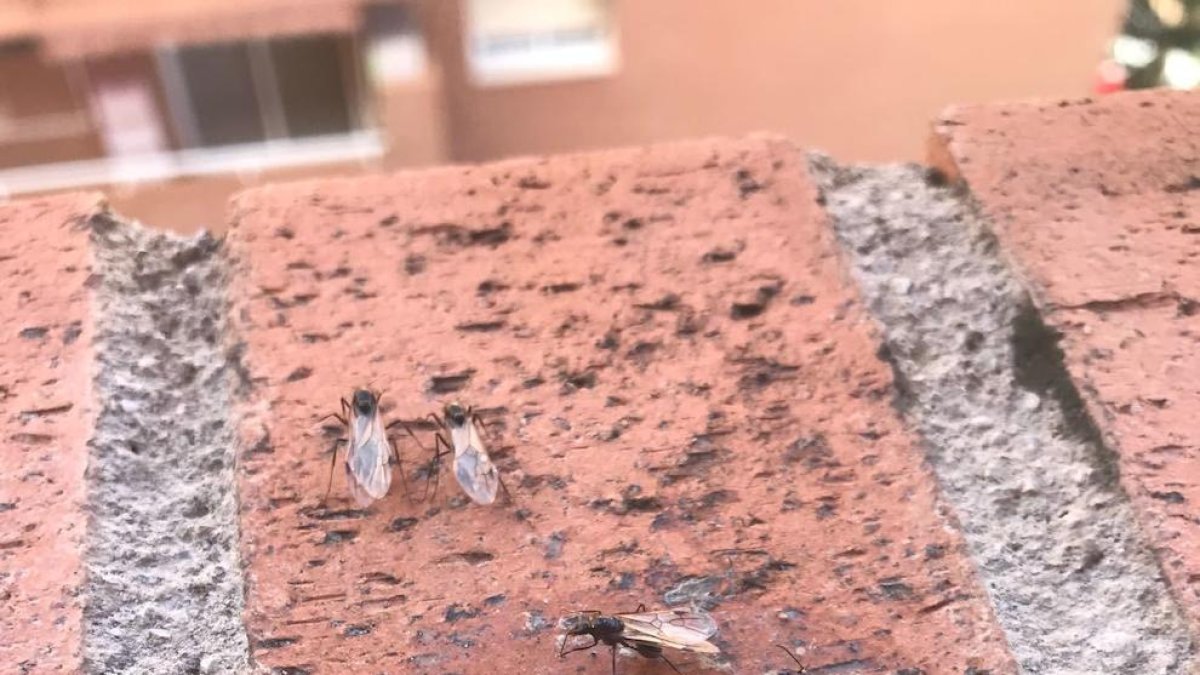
83,214 -> 249,673
930,90 -> 1200,636
0,193 -> 102,673
227,137 -> 1014,674
811,156 -> 1192,674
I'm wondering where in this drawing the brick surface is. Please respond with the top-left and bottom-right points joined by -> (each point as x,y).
931,91 -> 1200,631
0,194 -> 103,672
227,137 -> 1013,673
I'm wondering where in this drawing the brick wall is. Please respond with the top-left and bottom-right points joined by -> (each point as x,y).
2,90 -> 1198,674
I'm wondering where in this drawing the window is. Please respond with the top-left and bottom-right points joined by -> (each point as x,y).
160,33 -> 365,149
464,0 -> 618,86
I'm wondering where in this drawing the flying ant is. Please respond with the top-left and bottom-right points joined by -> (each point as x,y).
401,401 -> 510,505
558,605 -> 719,674
319,388 -> 409,506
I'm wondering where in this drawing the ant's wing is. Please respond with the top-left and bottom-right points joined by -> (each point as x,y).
346,409 -> 392,503
616,609 -> 720,654
454,447 -> 499,505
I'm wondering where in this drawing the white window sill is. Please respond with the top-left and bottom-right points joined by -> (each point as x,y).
0,129 -> 383,199
468,37 -> 618,87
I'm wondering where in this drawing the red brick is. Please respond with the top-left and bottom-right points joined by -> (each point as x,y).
931,91 -> 1200,630
228,137 -> 1013,673
0,193 -> 104,672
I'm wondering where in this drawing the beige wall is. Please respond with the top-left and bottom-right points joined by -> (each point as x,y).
425,0 -> 1124,163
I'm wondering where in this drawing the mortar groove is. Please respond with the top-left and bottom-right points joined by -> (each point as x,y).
83,213 -> 249,674
810,156 -> 1193,674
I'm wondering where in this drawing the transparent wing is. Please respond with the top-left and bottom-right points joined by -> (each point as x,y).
451,421 -> 499,505
616,609 -> 720,654
346,409 -> 392,504
454,447 -> 500,505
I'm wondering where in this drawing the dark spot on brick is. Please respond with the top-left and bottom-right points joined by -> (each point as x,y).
522,376 -> 545,389
617,485 -> 663,514
545,531 -> 566,560
343,624 -> 373,637
300,333 -> 330,343
455,320 -> 505,333
635,293 -> 680,311
62,322 -> 82,345
286,367 -> 312,382
0,539 -> 25,550
19,326 -> 47,340
878,577 -> 914,599
428,370 -> 474,394
484,593 -> 507,606
389,517 -> 419,532
626,340 -> 659,366
735,357 -> 800,391
560,370 -> 597,392
404,254 -> 426,275
734,168 -> 764,198
10,433 -> 52,445
675,308 -> 705,337
271,667 -> 312,675
731,281 -> 783,320
444,603 -> 480,622
789,294 -> 815,306
0,503 -> 15,513
609,572 -> 636,590
379,214 -> 399,227
449,632 -> 476,648
274,227 -> 295,239
438,550 -> 496,565
596,330 -> 620,350
784,434 -> 835,469
477,279 -> 509,295
924,544 -> 946,560
322,530 -> 358,545
623,217 -> 644,230
701,247 -> 738,263
300,507 -> 370,521
542,282 -> 581,294
517,175 -> 551,189
1164,176 -> 1200,194
1151,490 -> 1186,504
470,222 -> 513,247
256,637 -> 299,649
731,300 -> 766,319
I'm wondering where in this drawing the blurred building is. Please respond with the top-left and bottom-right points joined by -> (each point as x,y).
0,0 -> 1121,231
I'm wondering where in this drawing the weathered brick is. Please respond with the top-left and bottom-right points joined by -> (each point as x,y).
0,193 -> 103,673
228,137 -> 1013,673
931,90 -> 1200,632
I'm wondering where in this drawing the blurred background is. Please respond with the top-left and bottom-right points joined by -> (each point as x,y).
0,0 -> 1194,233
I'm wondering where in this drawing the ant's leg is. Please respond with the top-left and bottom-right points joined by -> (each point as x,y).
387,435 -> 414,504
657,653 -> 683,675
558,635 -> 599,658
425,433 -> 453,501
322,437 -> 347,503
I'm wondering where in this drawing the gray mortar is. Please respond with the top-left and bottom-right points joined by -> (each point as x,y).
808,156 -> 1193,674
84,213 -> 249,674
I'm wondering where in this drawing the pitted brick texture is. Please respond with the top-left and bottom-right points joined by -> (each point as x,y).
0,194 -> 103,673
931,90 -> 1200,633
227,137 -> 1013,673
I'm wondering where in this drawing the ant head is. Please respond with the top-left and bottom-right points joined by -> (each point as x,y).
351,389 -> 377,416
559,612 -> 595,636
444,402 -> 468,427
